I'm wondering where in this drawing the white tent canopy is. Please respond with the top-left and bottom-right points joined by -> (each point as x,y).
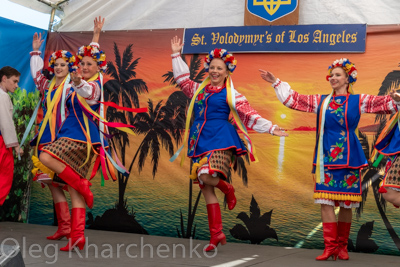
11,0 -> 400,31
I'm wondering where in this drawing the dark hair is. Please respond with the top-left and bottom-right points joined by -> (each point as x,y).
0,66 -> 21,80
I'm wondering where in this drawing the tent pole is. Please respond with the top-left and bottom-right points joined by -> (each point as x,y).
48,7 -> 56,32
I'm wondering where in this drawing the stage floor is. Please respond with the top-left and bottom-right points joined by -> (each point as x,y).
0,221 -> 398,266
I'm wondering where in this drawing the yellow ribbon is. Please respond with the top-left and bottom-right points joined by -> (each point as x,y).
35,76 -> 68,157
178,75 -> 257,166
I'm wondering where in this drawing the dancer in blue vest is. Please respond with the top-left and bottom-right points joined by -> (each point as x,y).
260,58 -> 399,261
171,36 -> 288,252
34,16 -> 109,252
30,32 -> 77,242
373,89 -> 400,208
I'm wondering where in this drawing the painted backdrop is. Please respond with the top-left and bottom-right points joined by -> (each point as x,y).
28,25 -> 400,255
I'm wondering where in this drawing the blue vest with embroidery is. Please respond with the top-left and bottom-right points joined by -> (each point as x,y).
313,94 -> 367,169
30,79 -> 107,148
375,120 -> 400,155
187,87 -> 246,158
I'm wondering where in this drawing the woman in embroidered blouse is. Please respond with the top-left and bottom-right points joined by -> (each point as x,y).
30,32 -> 76,243
32,17 -> 107,252
171,36 -> 288,252
260,59 -> 399,261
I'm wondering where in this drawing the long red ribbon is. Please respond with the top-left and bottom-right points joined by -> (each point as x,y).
98,101 -> 147,113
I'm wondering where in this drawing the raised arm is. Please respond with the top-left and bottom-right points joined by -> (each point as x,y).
70,71 -> 100,105
92,16 -> 105,43
171,36 -> 200,99
30,32 -> 48,94
259,69 -> 320,114
360,93 -> 398,114
235,90 -> 288,136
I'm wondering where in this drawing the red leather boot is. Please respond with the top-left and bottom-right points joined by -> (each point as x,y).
204,203 -> 227,252
60,208 -> 86,251
337,221 -> 351,260
215,179 -> 236,210
316,222 -> 339,261
58,166 -> 93,209
47,202 -> 71,240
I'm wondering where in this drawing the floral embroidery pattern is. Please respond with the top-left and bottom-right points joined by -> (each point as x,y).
323,171 -> 337,187
324,131 -> 347,163
328,98 -> 345,124
188,123 -> 201,153
325,142 -> 344,163
195,89 -> 209,117
341,171 -> 360,189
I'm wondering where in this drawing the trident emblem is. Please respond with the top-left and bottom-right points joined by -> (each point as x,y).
253,0 -> 292,16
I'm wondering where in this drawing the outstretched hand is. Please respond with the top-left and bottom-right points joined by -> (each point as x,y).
171,36 -> 183,54
259,69 -> 277,84
32,32 -> 44,51
70,71 -> 82,86
390,87 -> 400,102
272,127 -> 289,137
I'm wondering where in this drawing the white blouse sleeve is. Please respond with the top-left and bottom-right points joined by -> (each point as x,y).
234,89 -> 277,135
72,80 -> 101,105
272,78 -> 320,114
30,51 -> 49,94
172,53 -> 200,99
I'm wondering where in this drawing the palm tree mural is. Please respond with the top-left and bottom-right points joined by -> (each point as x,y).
356,68 -> 400,251
103,42 -> 148,209
162,54 -> 251,238
229,195 -> 278,244
88,43 -> 148,234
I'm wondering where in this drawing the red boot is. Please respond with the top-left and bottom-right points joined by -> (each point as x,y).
60,208 -> 86,251
316,222 -> 339,261
58,166 -> 93,209
47,202 -> 71,240
337,221 -> 351,260
215,179 -> 236,210
204,203 -> 226,252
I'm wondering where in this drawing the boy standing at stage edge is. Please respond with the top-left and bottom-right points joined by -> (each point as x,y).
0,66 -> 24,205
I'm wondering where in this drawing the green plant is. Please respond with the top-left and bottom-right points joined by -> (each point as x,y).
0,88 -> 39,222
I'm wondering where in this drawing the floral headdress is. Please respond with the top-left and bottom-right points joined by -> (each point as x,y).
326,58 -> 357,87
76,45 -> 107,73
48,50 -> 77,76
204,48 -> 237,74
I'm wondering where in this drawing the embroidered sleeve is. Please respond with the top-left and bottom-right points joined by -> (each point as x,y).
235,90 -> 277,135
0,94 -> 18,148
172,53 -> 200,99
272,78 -> 320,114
30,51 -> 49,94
360,94 -> 398,114
72,79 -> 101,105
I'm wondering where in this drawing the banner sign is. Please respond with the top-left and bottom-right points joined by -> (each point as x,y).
247,0 -> 299,22
182,24 -> 366,54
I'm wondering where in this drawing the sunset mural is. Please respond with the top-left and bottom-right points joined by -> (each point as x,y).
28,26 -> 400,255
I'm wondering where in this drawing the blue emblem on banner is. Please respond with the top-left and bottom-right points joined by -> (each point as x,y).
247,0 -> 298,22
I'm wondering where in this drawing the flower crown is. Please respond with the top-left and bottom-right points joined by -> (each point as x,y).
76,45 -> 107,73
204,48 -> 237,74
326,58 -> 357,86
48,50 -> 77,76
